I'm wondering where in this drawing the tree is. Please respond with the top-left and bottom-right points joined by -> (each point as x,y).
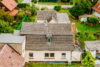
0,9 -> 14,24
82,51 -> 95,67
0,20 -> 13,33
72,0 -> 98,14
69,5 -> 85,19
54,5 -> 61,11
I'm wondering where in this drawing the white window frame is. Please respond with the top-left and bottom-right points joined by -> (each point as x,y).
61,53 -> 66,58
29,52 -> 34,59
44,53 -> 55,58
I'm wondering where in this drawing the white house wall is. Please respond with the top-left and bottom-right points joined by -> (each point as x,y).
22,39 -> 26,57
25,50 -> 81,62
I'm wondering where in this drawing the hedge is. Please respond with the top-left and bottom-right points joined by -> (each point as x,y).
17,3 -> 30,8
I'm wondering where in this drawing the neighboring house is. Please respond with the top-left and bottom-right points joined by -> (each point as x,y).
21,22 -> 81,62
93,2 -> 100,17
0,33 -> 26,57
85,41 -> 100,59
36,11 -> 70,23
0,45 -> 24,67
0,0 -> 18,16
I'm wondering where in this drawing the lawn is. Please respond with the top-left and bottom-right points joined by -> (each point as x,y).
76,23 -> 100,33
75,22 -> 100,49
25,63 -> 82,67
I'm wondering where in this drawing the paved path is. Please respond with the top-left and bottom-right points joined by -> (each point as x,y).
35,4 -> 73,9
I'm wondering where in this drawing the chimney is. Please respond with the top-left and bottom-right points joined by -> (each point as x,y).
71,23 -> 76,46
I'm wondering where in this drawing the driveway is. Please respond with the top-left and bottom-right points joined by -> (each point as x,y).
35,4 -> 73,9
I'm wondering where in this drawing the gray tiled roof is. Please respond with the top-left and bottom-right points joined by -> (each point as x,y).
25,35 -> 75,51
85,41 -> 100,51
0,34 -> 25,44
37,10 -> 57,22
57,13 -> 70,23
21,23 -> 73,35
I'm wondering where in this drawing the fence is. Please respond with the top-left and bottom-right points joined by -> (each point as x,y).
17,14 -> 27,30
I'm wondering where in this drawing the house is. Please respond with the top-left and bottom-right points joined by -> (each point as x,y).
85,41 -> 100,59
92,2 -> 100,17
21,22 -> 81,62
0,33 -> 26,57
36,11 -> 70,23
0,45 -> 24,67
0,0 -> 18,16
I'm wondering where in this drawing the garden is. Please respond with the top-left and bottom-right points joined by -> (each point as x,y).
0,2 -> 39,33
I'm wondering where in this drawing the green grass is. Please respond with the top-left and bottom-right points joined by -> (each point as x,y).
76,23 -> 100,33
25,63 -> 82,67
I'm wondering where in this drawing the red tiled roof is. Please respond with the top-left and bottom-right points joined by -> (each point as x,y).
10,9 -> 18,16
1,0 -> 18,11
93,2 -> 100,13
0,45 -> 24,67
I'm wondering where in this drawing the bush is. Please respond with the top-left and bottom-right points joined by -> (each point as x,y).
27,16 -> 35,22
41,7 -> 48,10
29,6 -> 37,16
16,11 -> 25,20
54,5 -> 61,11
0,20 -> 13,33
87,17 -> 99,25
61,0 -> 70,2
69,5 -> 85,19
31,0 -> 37,3
82,51 -> 95,67
17,3 -> 30,8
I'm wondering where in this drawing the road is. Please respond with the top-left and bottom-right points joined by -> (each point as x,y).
35,4 -> 73,9
22,0 -> 73,9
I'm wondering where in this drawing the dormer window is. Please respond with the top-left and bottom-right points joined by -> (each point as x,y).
46,34 -> 52,45
46,37 -> 52,44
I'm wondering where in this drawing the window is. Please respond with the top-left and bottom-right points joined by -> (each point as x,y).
45,53 -> 55,58
46,37 -> 52,44
61,53 -> 66,58
46,34 -> 52,44
29,52 -> 33,58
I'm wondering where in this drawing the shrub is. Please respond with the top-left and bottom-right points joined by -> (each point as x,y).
54,5 -> 61,11
16,11 -> 25,20
31,0 -> 37,3
0,20 -> 13,33
82,51 -> 95,67
41,7 -> 48,10
17,3 -> 30,8
27,16 -> 35,22
87,17 -> 99,25
69,5 -> 85,19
